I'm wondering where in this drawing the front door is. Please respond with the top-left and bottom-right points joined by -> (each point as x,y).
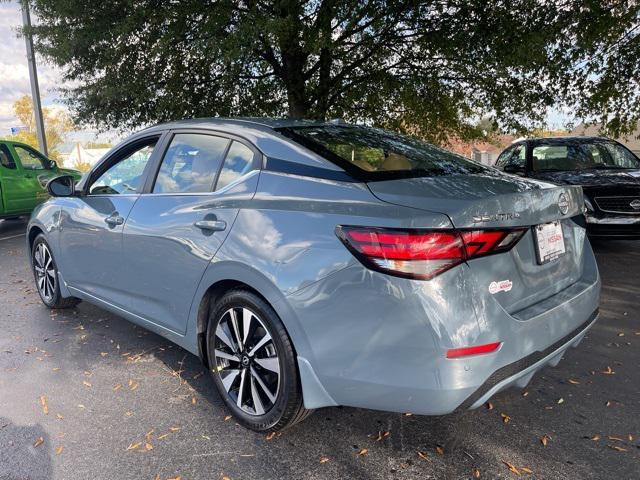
0,144 -> 27,214
58,137 -> 161,308
122,133 -> 260,334
1,144 -> 51,213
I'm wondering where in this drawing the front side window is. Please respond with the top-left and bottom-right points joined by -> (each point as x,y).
278,125 -> 488,180
90,141 -> 157,195
0,145 -> 16,169
215,141 -> 255,191
14,145 -> 48,170
153,134 -> 229,193
532,141 -> 640,171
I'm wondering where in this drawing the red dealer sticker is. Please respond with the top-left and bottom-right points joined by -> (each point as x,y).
489,280 -> 513,294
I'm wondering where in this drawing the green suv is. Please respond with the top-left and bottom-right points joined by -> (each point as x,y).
0,140 -> 82,219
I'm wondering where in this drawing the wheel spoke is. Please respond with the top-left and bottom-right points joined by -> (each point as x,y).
228,309 -> 243,351
46,268 -> 56,279
247,331 -> 272,357
34,265 -> 44,275
250,366 -> 276,403
220,369 -> 240,392
215,349 -> 240,362
255,356 -> 279,373
242,308 -> 253,346
236,368 -> 247,408
216,324 -> 238,353
46,277 -> 54,297
250,374 -> 265,415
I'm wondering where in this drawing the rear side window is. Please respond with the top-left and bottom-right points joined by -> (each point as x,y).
278,125 -> 488,180
153,134 -> 229,193
215,141 -> 255,191
0,145 -> 16,169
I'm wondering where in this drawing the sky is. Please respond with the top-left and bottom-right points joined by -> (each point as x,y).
0,1 -> 572,148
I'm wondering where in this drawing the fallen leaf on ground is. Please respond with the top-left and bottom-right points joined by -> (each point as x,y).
541,435 -> 550,447
157,433 -> 169,440
601,366 -> 615,375
486,402 -> 494,410
56,414 -> 63,420
265,432 -> 276,441
503,461 -> 520,474
224,415 -> 232,421
568,379 -> 580,385
358,448 -> 368,456
40,396 -> 48,415
608,436 -> 624,442
590,435 -> 601,441
417,451 -> 430,461
501,413 -> 511,424
473,467 -> 481,478
126,442 -> 141,451
436,446 -> 444,456
144,442 -> 153,451
33,437 -> 44,448
82,381 -> 92,388
521,467 -> 533,474
113,384 -> 122,391
375,431 -> 390,441
169,426 -> 180,432
56,446 -> 63,455
191,397 -> 196,405
319,456 -> 329,463
608,445 -> 627,452
557,398 -> 564,404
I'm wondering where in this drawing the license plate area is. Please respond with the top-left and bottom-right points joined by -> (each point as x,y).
533,221 -> 566,265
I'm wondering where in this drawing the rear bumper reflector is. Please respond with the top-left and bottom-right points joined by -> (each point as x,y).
446,342 -> 502,359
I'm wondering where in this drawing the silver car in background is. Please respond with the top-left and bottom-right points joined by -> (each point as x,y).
28,119 -> 600,432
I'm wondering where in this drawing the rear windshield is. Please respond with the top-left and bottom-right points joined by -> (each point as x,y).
277,125 -> 488,181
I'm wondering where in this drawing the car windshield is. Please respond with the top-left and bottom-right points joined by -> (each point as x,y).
277,125 -> 488,180
532,141 -> 640,172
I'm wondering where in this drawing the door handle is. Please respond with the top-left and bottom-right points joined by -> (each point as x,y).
194,220 -> 226,232
105,214 -> 124,226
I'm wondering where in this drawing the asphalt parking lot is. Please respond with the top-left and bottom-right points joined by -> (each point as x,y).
0,217 -> 638,480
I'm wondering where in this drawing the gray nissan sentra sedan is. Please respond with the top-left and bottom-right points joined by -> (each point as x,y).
28,118 -> 600,432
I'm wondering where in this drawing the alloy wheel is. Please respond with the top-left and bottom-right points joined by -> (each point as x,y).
34,242 -> 56,303
213,307 -> 281,416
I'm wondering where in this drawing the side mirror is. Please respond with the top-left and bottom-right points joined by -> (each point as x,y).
48,159 -> 57,170
47,175 -> 75,197
503,164 -> 525,175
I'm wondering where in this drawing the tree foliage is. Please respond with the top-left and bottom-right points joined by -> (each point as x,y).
26,0 -> 640,141
6,94 -> 73,160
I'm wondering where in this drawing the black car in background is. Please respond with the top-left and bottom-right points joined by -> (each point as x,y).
495,137 -> 640,238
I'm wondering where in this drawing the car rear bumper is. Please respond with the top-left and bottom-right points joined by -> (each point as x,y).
456,309 -> 598,411
287,239 -> 601,415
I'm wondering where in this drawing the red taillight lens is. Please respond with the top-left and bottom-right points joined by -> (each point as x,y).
446,342 -> 502,359
336,226 -> 526,280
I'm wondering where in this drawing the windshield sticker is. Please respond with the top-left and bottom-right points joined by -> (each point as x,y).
489,280 -> 513,294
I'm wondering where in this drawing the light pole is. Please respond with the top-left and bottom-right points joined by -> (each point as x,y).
21,0 -> 48,156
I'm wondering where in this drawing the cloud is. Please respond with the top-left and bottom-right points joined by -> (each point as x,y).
0,1 -> 67,134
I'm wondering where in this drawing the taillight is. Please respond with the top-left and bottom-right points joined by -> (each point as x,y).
336,226 -> 526,280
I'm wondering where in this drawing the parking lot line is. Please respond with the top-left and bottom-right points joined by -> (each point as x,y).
0,233 -> 25,242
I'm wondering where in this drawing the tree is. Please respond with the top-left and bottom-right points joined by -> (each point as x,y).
8,95 -> 73,160
25,1 -> 640,142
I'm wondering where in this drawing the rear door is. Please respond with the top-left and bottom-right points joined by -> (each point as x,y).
121,131 -> 261,334
58,136 -> 161,307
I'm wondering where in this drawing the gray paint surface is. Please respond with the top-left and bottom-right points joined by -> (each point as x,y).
27,118 -> 601,416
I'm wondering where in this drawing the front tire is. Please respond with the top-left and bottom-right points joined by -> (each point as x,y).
207,289 -> 312,432
31,234 -> 80,309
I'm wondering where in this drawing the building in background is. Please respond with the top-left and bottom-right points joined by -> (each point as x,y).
570,124 -> 640,156
59,142 -> 110,171
446,134 -> 518,166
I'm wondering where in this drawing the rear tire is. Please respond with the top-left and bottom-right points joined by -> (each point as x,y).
31,234 -> 80,309
207,288 -> 312,432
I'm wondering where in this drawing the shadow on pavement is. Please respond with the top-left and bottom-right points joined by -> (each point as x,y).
0,417 -> 53,480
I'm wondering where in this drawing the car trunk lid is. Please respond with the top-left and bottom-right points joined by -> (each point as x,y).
367,173 -> 586,314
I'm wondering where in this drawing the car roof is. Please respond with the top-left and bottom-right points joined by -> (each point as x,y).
141,117 -> 337,134
524,136 -> 615,144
